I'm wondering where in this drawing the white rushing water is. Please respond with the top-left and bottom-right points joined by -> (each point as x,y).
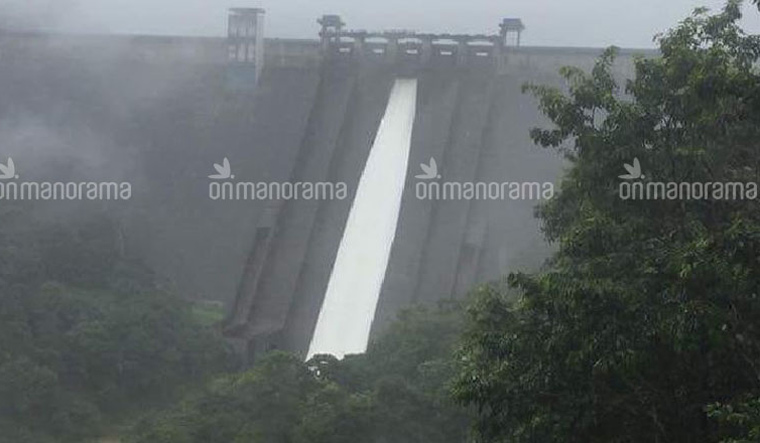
307,78 -> 418,359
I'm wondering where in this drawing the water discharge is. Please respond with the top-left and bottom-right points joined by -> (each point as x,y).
307,78 -> 418,359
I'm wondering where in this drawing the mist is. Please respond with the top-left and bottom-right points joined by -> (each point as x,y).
3,0 -> 760,47
3,1 -> 760,442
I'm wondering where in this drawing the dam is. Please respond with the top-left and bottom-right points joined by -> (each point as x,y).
0,9 -> 653,362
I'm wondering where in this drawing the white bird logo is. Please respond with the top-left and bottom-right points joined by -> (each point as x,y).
416,157 -> 440,180
619,158 -> 644,180
0,158 -> 18,180
209,158 -> 234,180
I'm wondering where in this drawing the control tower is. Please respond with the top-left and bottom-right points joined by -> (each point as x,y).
227,8 -> 266,90
500,18 -> 525,47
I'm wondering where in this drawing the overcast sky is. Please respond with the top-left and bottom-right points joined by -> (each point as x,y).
3,0 -> 760,48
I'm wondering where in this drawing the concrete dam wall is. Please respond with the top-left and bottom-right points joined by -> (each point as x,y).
0,30 -> 653,360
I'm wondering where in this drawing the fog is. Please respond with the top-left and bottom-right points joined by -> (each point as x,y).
3,0 -> 760,441
2,0 -> 760,47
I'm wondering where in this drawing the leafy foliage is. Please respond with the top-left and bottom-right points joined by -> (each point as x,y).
127,304 -> 472,443
454,2 -> 760,442
709,397 -> 760,442
0,208 -> 232,441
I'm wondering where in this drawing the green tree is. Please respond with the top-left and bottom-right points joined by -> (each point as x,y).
128,304 -> 472,443
0,211 -> 232,441
709,397 -> 760,442
454,2 -> 760,442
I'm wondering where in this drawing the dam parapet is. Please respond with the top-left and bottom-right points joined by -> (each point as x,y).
317,15 -> 525,73
0,11 -> 653,76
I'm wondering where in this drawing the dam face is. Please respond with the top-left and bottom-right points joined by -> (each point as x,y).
0,18 -> 652,361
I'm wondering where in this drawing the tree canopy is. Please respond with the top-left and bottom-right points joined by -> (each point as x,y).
454,2 -> 760,442
127,303 -> 472,443
0,208 -> 232,442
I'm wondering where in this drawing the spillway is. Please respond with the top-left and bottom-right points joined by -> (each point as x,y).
307,78 -> 418,359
